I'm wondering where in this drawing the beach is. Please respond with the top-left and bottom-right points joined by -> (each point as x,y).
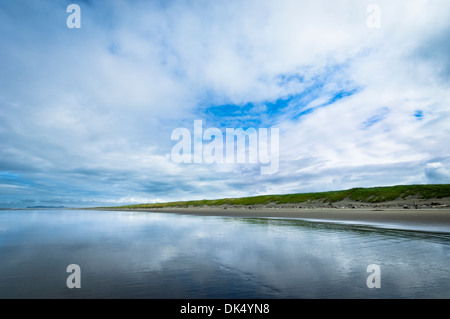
2,208 -> 450,298
95,205 -> 450,233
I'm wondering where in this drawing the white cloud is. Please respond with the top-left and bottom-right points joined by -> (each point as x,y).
0,0 -> 449,206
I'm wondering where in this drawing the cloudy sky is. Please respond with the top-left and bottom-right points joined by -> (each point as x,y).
1,0 -> 449,207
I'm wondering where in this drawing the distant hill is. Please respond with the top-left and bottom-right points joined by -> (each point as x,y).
108,184 -> 450,209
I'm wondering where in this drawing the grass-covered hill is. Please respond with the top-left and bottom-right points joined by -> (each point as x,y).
109,184 -> 450,209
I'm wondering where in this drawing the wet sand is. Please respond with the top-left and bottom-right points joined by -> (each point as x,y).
95,207 -> 450,232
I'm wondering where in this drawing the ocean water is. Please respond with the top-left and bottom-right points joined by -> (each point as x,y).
0,209 -> 449,298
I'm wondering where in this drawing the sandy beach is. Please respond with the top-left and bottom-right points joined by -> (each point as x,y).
95,206 -> 450,232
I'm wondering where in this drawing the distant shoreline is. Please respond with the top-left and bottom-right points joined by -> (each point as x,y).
87,184 -> 450,233
2,205 -> 449,232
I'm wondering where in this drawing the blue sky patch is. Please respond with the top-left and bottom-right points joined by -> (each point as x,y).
201,82 -> 359,129
414,110 -> 424,120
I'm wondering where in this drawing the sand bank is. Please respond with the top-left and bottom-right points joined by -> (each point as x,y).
95,206 -> 450,232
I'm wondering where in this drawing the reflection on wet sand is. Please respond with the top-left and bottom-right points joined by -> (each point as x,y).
0,210 -> 449,298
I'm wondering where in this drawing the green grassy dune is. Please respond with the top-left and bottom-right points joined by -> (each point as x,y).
109,184 -> 450,209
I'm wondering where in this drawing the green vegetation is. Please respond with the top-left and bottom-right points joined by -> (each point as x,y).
108,184 -> 450,209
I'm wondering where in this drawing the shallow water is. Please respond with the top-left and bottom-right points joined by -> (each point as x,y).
0,209 -> 449,298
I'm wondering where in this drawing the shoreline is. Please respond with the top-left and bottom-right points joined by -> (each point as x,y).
92,206 -> 450,233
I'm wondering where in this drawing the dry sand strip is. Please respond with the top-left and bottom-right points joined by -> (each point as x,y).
97,207 -> 450,232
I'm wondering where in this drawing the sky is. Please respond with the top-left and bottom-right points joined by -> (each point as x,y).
0,0 -> 450,208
